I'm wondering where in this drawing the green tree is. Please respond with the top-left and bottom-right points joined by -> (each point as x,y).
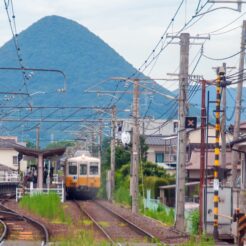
45,141 -> 75,149
25,140 -> 36,149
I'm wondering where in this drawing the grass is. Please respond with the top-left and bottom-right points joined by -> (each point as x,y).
19,193 -> 71,224
180,235 -> 215,246
114,185 -> 131,206
142,204 -> 175,226
54,231 -> 109,246
188,209 -> 199,235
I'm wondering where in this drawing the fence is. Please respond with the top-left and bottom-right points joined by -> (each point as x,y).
16,182 -> 65,203
0,173 -> 19,183
233,209 -> 246,246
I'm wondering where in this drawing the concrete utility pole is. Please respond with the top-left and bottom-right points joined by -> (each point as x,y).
175,33 -> 190,232
166,33 -> 209,232
36,125 -> 43,188
132,79 -> 140,213
232,20 -> 246,188
221,64 -> 227,177
199,79 -> 206,234
36,126 -> 40,150
109,105 -> 116,200
98,119 -> 103,160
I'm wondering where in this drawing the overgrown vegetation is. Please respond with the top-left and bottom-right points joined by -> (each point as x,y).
181,235 -> 214,246
142,204 -> 175,226
54,231 -> 109,246
19,193 -> 71,223
46,140 -> 75,149
188,209 -> 200,235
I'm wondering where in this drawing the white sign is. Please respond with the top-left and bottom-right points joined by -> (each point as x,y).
121,131 -> 131,145
213,179 -> 219,191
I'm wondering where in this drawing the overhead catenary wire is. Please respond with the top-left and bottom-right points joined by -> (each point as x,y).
3,0 -> 30,95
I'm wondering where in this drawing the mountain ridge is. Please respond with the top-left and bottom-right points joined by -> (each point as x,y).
0,15 -> 178,143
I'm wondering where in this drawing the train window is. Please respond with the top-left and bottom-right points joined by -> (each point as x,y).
89,162 -> 98,175
80,164 -> 87,175
68,162 -> 77,175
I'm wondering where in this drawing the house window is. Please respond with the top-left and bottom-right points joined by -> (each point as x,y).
155,152 -> 164,163
13,156 -> 18,165
173,122 -> 178,133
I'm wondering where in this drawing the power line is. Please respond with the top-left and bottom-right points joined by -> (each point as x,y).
202,48 -> 244,60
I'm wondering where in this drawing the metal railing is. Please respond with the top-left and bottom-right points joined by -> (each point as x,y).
0,173 -> 19,183
16,181 -> 64,203
52,174 -> 59,184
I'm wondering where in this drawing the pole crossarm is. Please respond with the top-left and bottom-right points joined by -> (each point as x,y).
0,67 -> 67,92
166,34 -> 210,40
109,77 -> 176,100
0,118 -> 111,123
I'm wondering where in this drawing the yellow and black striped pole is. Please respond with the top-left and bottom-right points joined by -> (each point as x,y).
213,68 -> 224,239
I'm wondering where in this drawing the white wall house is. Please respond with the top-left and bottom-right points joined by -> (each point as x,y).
0,137 -> 27,172
118,118 -> 179,137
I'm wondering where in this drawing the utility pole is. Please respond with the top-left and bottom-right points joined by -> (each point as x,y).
199,79 -> 206,234
213,66 -> 225,240
232,20 -> 246,188
109,105 -> 116,201
166,33 -> 209,232
36,125 -> 40,150
176,33 -> 190,232
221,63 -> 229,181
98,119 -> 103,160
132,79 -> 140,213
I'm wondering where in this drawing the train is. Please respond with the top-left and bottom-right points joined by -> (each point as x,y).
65,151 -> 101,199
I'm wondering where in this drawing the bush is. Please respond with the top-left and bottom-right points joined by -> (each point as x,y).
114,185 -> 131,206
143,176 -> 172,198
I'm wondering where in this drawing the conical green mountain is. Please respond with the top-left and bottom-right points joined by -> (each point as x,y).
0,15 -> 178,143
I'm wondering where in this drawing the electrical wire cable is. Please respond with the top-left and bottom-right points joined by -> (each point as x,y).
202,49 -> 244,61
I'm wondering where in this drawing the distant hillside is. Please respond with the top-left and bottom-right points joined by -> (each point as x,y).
0,16 -> 177,143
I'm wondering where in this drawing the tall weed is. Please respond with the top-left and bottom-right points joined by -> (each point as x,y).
19,193 -> 70,223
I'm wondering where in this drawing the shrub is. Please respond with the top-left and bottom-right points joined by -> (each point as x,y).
143,176 -> 172,198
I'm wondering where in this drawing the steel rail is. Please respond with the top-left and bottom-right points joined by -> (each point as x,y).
94,200 -> 156,241
0,219 -> 7,243
0,204 -> 49,245
73,200 -> 115,245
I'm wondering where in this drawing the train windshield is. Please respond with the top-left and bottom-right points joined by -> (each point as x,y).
80,164 -> 87,175
89,162 -> 98,175
68,162 -> 77,175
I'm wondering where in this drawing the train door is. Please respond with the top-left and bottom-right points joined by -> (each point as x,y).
79,162 -> 88,188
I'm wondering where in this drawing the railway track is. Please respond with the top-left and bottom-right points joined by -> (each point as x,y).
74,200 -> 156,245
97,200 -> 189,245
0,203 -> 49,245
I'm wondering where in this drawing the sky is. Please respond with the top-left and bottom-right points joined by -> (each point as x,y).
0,0 -> 246,92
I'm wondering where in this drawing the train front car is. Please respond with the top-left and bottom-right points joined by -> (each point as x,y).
65,154 -> 101,199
